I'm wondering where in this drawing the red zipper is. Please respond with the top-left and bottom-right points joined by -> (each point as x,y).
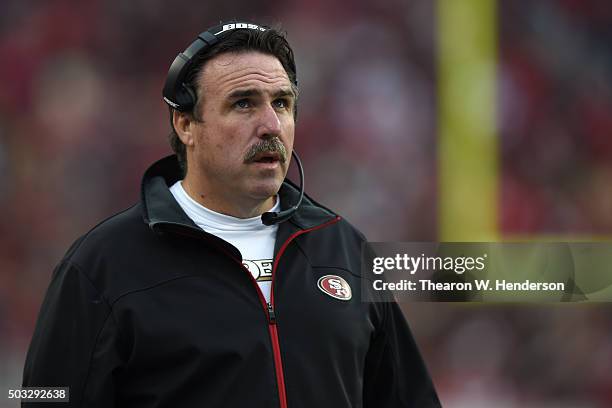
265,216 -> 341,408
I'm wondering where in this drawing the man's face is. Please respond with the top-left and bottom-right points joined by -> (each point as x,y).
187,51 -> 296,206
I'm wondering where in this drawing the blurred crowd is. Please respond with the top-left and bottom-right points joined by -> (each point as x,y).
0,0 -> 611,407
499,0 -> 612,234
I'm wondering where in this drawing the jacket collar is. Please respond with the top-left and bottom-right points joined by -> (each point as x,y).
141,155 -> 338,233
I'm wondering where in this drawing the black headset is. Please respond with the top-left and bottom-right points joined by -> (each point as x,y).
162,21 -> 305,226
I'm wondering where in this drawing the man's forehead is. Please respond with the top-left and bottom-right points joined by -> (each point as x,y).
199,51 -> 291,94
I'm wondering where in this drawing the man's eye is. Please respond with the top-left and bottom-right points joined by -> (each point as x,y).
273,99 -> 288,109
234,99 -> 251,109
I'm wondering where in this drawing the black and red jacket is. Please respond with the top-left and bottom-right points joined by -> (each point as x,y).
23,155 -> 440,407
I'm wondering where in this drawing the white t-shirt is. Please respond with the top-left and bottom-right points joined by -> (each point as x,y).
169,181 -> 279,304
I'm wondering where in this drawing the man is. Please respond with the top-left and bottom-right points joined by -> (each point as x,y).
23,21 -> 440,407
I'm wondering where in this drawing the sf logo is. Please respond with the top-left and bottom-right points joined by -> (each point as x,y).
317,275 -> 352,301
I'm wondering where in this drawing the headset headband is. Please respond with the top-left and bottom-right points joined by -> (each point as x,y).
162,22 -> 268,112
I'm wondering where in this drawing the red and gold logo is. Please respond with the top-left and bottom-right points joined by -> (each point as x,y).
317,275 -> 352,301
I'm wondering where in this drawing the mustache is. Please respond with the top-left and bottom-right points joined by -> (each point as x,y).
244,138 -> 288,163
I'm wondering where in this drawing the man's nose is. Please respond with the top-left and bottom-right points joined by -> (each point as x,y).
257,104 -> 282,138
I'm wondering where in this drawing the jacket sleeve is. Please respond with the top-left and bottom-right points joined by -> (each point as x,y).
22,260 -> 123,407
363,300 -> 441,407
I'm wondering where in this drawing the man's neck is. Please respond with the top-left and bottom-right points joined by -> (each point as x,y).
180,178 -> 276,219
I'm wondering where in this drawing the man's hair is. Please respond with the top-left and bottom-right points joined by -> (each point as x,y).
168,25 -> 298,176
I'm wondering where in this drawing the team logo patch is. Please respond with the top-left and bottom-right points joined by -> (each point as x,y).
317,275 -> 352,301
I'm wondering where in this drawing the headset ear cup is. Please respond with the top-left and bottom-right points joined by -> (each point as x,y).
175,84 -> 197,112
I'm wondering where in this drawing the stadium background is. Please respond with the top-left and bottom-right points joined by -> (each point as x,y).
1,0 -> 611,406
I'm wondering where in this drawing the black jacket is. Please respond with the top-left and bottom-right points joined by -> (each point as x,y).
23,155 -> 440,408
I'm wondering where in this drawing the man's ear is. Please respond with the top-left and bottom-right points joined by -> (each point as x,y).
173,110 -> 196,147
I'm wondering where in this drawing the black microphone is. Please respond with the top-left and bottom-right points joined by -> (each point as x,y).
261,150 -> 304,226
